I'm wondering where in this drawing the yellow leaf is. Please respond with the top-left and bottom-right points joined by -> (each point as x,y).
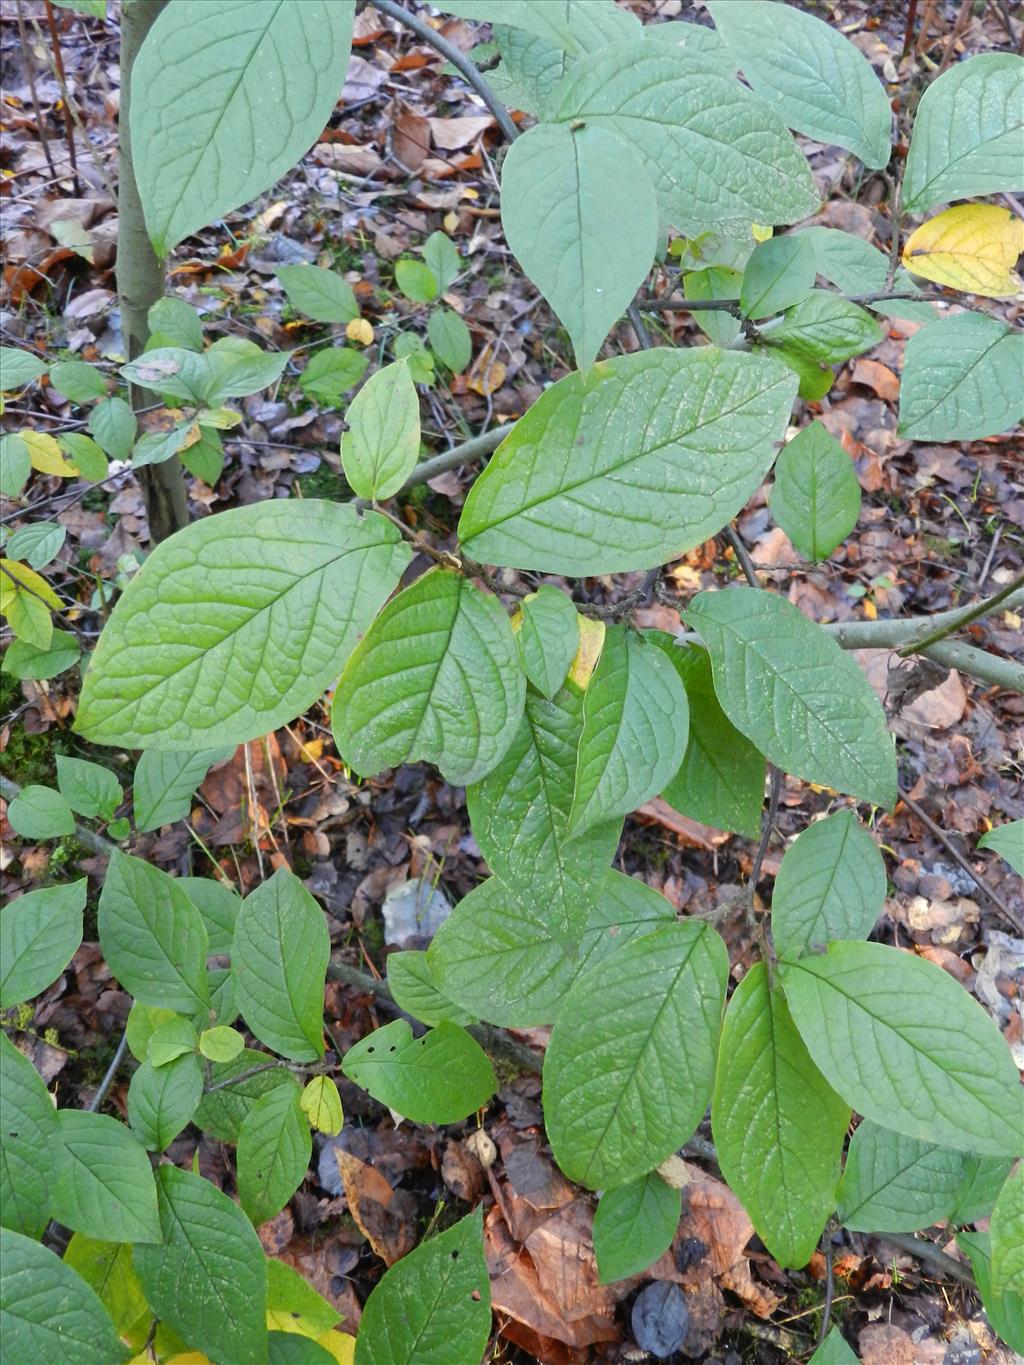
164,1355 -> 214,1365
267,1309 -> 325,1337
21,430 -> 78,476
1,558 -> 62,608
298,736 -> 325,763
346,317 -> 374,346
568,615 -> 605,690
300,1075 -> 344,1135
902,204 -> 1024,298
751,223 -> 773,243
315,1331 -> 357,1365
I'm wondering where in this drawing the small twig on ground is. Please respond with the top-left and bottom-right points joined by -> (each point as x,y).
818,1226 -> 836,1347
15,0 -> 57,182
724,525 -> 761,589
41,1 -> 82,196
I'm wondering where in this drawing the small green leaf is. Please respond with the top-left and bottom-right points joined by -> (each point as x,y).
593,1173 -> 681,1284
6,520 -> 66,570
180,426 -> 225,485
232,867 -> 329,1062
298,346 -> 370,404
769,420 -> 861,561
392,333 -> 435,384
772,810 -> 886,960
545,921 -> 728,1189
948,1156 -> 1015,1225
135,1165 -> 268,1363
1,628 -> 80,681
0,1229 -> 130,1364
300,1075 -> 344,1136
684,265 -> 743,347
0,878 -> 85,1009
148,1015 -> 199,1067
132,420 -> 195,470
194,1049 -> 300,1143
957,1230 -> 1024,1355
979,820 -> 1024,876
55,755 -> 122,820
423,231 -> 461,292
781,942 -> 1023,1157
0,1032 -> 59,1238
990,1165 -> 1024,1298
88,397 -> 137,461
127,1052 -> 203,1152
133,746 -> 234,833
279,264 -> 359,323
237,1085 -> 312,1226
765,291 -> 883,363
340,358 -> 420,500
148,296 -> 205,350
0,435 -> 31,496
386,950 -> 476,1028
52,1110 -> 162,1244
342,1019 -> 496,1124
394,258 -> 438,303
809,1328 -> 859,1365
837,1120 -> 969,1233
684,588 -> 896,808
125,1001 -> 179,1063
48,359 -> 109,403
740,235 -> 816,319
0,348 -> 47,390
202,336 -> 290,402
514,586 -> 579,700
354,1209 -> 491,1365
898,313 -> 1023,442
426,307 -> 472,373
200,1025 -> 245,1063
6,784 -> 75,839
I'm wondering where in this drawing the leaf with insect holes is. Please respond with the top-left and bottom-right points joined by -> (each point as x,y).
343,1020 -> 496,1124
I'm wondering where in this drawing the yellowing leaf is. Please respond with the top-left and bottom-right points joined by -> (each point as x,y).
568,615 -> 606,690
346,317 -> 374,346
164,1355 -> 213,1365
751,222 -> 773,243
300,1075 -> 344,1135
466,346 -> 505,396
1,558 -> 62,609
21,430 -> 78,476
267,1309 -> 325,1336
902,204 -> 1024,298
316,1330 -> 357,1364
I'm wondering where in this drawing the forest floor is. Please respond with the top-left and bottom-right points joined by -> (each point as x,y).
1,0 -> 1022,1361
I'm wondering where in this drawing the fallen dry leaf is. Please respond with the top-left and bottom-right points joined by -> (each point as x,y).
334,1148 -> 417,1266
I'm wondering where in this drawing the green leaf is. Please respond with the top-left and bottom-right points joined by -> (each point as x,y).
178,876 -> 241,956
423,231 -> 461,292
0,347 -> 47,389
948,1156 -> 1015,1225
1,628 -> 80,681
232,867 -> 329,1062
712,963 -> 848,1267
765,291 -> 883,363
552,43 -> 819,233
267,1258 -> 340,1335
979,820 -> 1024,876
342,1019 -> 496,1124
298,346 -> 370,404
0,878 -> 85,1009
708,0 -> 892,168
386,951 -> 476,1028
837,1120 -> 969,1233
132,0 -> 356,254
128,1053 -> 204,1152
0,1229 -> 130,1364
0,1032 -> 59,1238
809,1328 -> 859,1365
440,0 -> 639,52
300,1076 -> 344,1136
683,266 -> 743,348
52,1109 -> 161,1244
740,235 -> 817,320
781,942 -> 1023,1157
644,18 -> 733,68
194,1048 -> 300,1143
52,0 -> 106,15
958,1230 -> 1024,1355
6,784 -> 75,839
269,1333 -> 338,1364
545,921 -> 728,1189
769,420 -> 861,562
121,346 -> 210,402
131,420 -> 196,471
593,1172 -> 681,1284
0,435 -> 31,495
514,586 -> 579,700
991,1165 -> 1024,1297
569,626 -> 688,838
392,334 -> 434,385
148,295 -> 205,350
77,500 -> 410,749
898,313 -> 1022,442
772,810 -> 886,960
125,1001 -> 178,1063
202,336 -> 291,402
658,644 -> 765,838
459,347 -> 796,576
902,54 -> 1024,212
180,426 -> 225,485
55,755 -> 122,820
333,567 -> 525,787
279,264 -> 359,324
394,258 -> 439,303
89,396 -> 137,461
58,432 -> 109,481
796,227 -> 937,324
133,746 -> 234,832
48,359 -> 109,403
149,1015 -> 199,1067
63,1234 -> 150,1341
200,1025 -> 246,1063
761,342 -> 835,402
340,359 -> 420,500
6,520 -> 66,570
427,308 -> 472,373
99,850 -> 209,1011
354,1209 -> 491,1365
238,1085 -> 312,1226
135,1164 -> 268,1362
500,121 -> 657,372
684,588 -> 896,808
466,667 -> 621,946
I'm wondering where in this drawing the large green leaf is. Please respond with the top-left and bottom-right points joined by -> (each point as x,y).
342,1020 -> 496,1124
501,121 -> 657,371
569,626 -> 689,837
708,0 -> 892,168
659,644 -> 765,838
836,1120 -> 968,1233
990,1164 -> 1024,1298
438,0 -> 638,53
769,420 -> 861,562
77,500 -> 409,750
232,868 -> 329,1063
684,588 -> 896,808
781,942 -> 1023,1157
132,0 -> 356,253
0,878 -> 85,1008
712,963 -> 848,1268
459,348 -> 796,576
593,1172 -> 681,1284
135,1165 -> 268,1363
772,810 -> 886,960
514,586 -> 579,700
739,235 -> 816,320
0,1229 -> 130,1365
98,851 -> 209,1012
898,313 -> 1023,442
52,1110 -> 162,1244
128,1053 -> 204,1153
237,1085 -> 312,1226
340,359 -> 420,501
332,568 -> 525,786
194,1049 -> 300,1144
354,1209 -> 491,1365
764,292 -> 883,363
544,921 -> 728,1189
958,1230 -> 1024,1355
0,1032 -> 59,1238
133,746 -> 234,832
552,42 -> 819,232
902,54 -> 1024,213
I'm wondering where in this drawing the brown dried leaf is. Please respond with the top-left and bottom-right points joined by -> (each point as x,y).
335,1148 -> 417,1266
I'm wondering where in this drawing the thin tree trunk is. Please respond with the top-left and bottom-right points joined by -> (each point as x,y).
118,0 -> 189,543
